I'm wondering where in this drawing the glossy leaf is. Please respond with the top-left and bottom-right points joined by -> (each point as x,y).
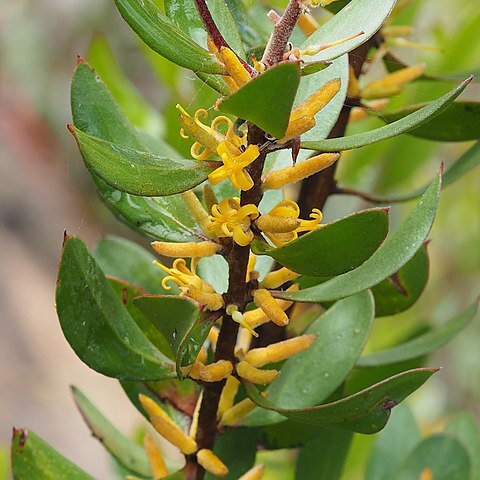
296,55 -> 349,141
371,244 -> 429,317
260,421 -> 325,450
71,59 -> 203,242
245,292 -> 374,426
244,368 -> 437,434
218,62 -> 301,138
357,299 -> 479,367
205,429 -> 260,480
72,387 -> 151,477
56,236 -> 175,380
134,295 -> 216,377
366,404 -> 421,480
275,170 -> 441,304
94,236 -> 173,294
445,413 -> 480,480
395,435 -> 471,480
11,429 -> 94,479
71,127 -> 218,196
301,78 -> 472,151
303,0 -> 397,63
295,428 -> 353,480
252,208 -> 389,277
114,0 -> 224,74
382,101 -> 480,142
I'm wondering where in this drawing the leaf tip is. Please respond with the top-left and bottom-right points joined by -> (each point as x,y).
12,428 -> 28,449
63,230 -> 71,247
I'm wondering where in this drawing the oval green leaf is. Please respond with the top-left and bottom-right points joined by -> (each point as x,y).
275,170 -> 441,304
245,291 -> 374,426
301,78 -> 472,152
302,0 -> 397,63
114,0 -> 225,74
382,101 -> 480,142
72,387 -> 151,477
357,299 -> 479,368
11,429 -> 94,480
395,435 -> 471,480
371,243 -> 429,317
71,59 -> 203,241
244,368 -> 437,434
134,295 -> 217,377
56,236 -> 175,380
70,126 -> 218,196
218,62 -> 301,138
252,208 -> 389,277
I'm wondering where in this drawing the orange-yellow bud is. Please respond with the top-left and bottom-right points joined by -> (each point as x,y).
217,376 -> 240,419
198,360 -> 233,382
220,398 -> 257,426
298,13 -> 319,36
236,361 -> 279,385
143,433 -> 168,479
138,394 -> 175,426
260,267 -> 299,289
256,215 -> 300,233
239,465 -> 266,480
151,241 -> 220,258
150,416 -> 198,455
220,47 -> 251,88
253,289 -> 289,327
197,449 -> 229,477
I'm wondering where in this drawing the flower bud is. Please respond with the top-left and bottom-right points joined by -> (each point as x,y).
239,465 -> 266,480
150,415 -> 198,455
197,449 -> 229,477
260,268 -> 299,289
253,289 -> 289,327
143,433 -> 168,479
217,376 -> 240,420
220,398 -> 257,426
236,361 -> 279,385
151,241 -> 219,258
220,47 -> 251,88
138,394 -> 176,427
256,215 -> 300,233
198,360 -> 233,382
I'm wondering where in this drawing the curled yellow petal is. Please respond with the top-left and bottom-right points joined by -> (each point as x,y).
245,334 -> 317,367
143,433 -> 168,479
198,360 -> 233,382
220,47 -> 251,88
260,267 -> 299,289
236,361 -> 279,385
217,376 -> 240,420
238,465 -> 266,480
176,104 -> 219,153
151,241 -> 220,258
220,397 -> 257,426
262,153 -> 339,190
150,416 -> 198,455
253,289 -> 289,327
197,449 -> 229,478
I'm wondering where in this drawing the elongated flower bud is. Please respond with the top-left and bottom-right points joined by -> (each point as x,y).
253,289 -> 289,327
208,325 -> 219,349
182,287 -> 224,311
220,398 -> 257,426
245,334 -> 317,367
235,327 -> 253,358
197,449 -> 229,477
217,376 -> 240,419
298,13 -> 318,36
139,394 -> 176,427
189,390 -> 203,440
181,190 -> 213,237
199,360 -> 233,382
262,153 -> 339,190
239,465 -> 266,480
260,267 -> 299,289
220,47 -> 251,88
151,241 -> 219,258
350,99 -> 389,122
256,215 -> 300,233
236,361 -> 279,385
150,416 -> 198,455
143,433 -> 169,479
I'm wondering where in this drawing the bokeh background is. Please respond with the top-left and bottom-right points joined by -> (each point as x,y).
1,0 -> 479,478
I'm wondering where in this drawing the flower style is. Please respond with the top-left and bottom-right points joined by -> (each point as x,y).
208,141 -> 260,191
256,199 -> 323,247
208,197 -> 259,246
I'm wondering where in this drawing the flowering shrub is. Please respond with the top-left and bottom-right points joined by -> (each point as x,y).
10,0 -> 480,479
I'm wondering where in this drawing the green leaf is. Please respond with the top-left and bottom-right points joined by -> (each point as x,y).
205,429 -> 260,480
382,101 -> 480,142
114,0 -> 225,74
371,244 -> 429,317
70,126 -> 218,196
366,404 -> 421,480
297,55 -> 349,141
56,236 -> 175,380
218,62 -> 301,138
71,59 -> 203,242
356,299 -> 479,367
301,78 -> 472,152
87,33 -> 162,136
295,428 -> 353,480
72,387 -> 151,477
244,368 -> 437,434
134,295 -> 216,377
445,413 -> 480,480
395,435 -> 471,480
275,170 -> 441,304
260,421 -> 325,450
303,0 -> 397,63
245,291 -> 374,426
94,236 -> 172,294
11,429 -> 94,479
252,208 -> 389,277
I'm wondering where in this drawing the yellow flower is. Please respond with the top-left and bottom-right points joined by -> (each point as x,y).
208,197 -> 259,246
177,105 -> 246,160
208,141 -> 259,191
256,200 -> 323,247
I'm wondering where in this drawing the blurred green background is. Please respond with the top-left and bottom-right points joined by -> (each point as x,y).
0,0 -> 478,478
